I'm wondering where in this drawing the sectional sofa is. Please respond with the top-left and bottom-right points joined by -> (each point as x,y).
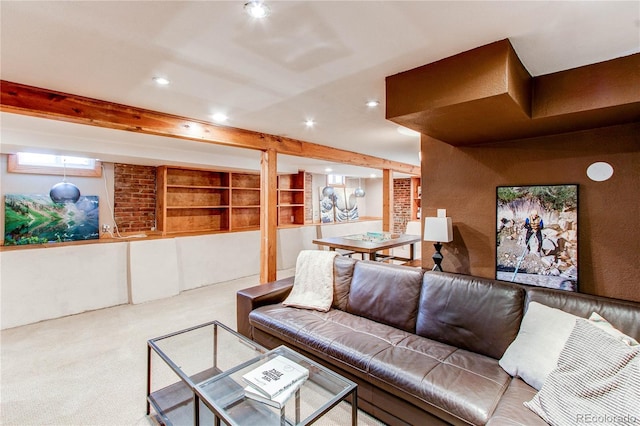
236,256 -> 640,425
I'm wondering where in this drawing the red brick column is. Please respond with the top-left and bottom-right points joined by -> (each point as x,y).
113,164 -> 156,233
393,178 -> 411,233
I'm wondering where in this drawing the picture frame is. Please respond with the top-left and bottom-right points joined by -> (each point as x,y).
496,185 -> 578,291
4,194 -> 99,245
318,186 -> 359,223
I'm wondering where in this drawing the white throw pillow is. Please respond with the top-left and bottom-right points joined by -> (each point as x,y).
524,319 -> 640,426
499,302 -> 580,390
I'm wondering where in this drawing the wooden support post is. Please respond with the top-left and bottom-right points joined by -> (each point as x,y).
382,169 -> 393,233
260,149 -> 278,283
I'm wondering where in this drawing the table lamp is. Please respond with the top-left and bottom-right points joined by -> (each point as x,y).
423,209 -> 453,272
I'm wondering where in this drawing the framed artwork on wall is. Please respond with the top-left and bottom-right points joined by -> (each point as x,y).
318,187 -> 359,223
4,194 -> 99,245
319,188 -> 335,223
334,187 -> 359,222
496,185 -> 578,291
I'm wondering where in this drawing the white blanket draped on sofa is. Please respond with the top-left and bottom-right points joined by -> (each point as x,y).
282,250 -> 339,312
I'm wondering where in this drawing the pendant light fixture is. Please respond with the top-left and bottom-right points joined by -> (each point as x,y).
50,159 -> 81,204
322,173 -> 334,197
354,178 -> 366,197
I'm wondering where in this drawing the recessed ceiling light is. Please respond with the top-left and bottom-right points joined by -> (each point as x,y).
305,119 -> 315,128
212,113 -> 228,123
397,126 -> 420,137
370,174 -> 377,178
244,1 -> 270,18
152,77 -> 170,86
366,100 -> 380,107
325,168 -> 333,172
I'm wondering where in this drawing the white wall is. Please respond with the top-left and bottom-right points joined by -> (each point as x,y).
176,231 -> 261,291
0,243 -> 129,329
364,178 -> 383,217
0,220 -> 383,329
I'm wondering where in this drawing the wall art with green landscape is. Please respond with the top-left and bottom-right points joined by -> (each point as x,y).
4,194 -> 99,245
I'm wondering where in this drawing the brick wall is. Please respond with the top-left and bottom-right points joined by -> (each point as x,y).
394,178 -> 411,233
114,164 -> 156,233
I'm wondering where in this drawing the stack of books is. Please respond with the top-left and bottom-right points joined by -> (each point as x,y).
242,355 -> 309,409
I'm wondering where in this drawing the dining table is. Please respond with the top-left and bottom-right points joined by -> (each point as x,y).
312,233 -> 421,262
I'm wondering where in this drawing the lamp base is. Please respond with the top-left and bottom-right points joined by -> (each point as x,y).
432,242 -> 444,272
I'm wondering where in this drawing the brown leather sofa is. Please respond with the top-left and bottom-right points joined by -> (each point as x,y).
236,257 -> 640,425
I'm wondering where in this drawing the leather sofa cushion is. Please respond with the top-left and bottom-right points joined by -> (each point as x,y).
346,261 -> 424,333
249,304 -> 511,425
333,256 -> 357,311
416,272 -> 525,360
486,378 -> 548,426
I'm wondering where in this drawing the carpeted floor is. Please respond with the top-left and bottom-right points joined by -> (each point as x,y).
1,270 -> 385,426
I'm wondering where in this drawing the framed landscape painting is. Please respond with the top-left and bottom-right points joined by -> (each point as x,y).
496,185 -> 578,291
4,194 -> 99,245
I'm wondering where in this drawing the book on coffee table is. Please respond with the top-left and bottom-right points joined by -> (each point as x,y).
244,376 -> 305,409
242,355 -> 309,399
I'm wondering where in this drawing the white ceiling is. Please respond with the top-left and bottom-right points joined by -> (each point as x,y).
1,1 -> 638,177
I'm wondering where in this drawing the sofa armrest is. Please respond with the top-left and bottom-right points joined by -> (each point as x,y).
236,276 -> 295,338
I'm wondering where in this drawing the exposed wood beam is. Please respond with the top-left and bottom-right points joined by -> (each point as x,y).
1,80 -> 420,175
260,149 -> 278,283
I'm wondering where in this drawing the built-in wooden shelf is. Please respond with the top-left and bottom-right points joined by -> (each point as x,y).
157,166 -> 306,234
277,171 -> 305,226
411,177 -> 421,220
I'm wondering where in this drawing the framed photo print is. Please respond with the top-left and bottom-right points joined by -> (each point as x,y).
496,185 -> 578,291
4,194 -> 99,245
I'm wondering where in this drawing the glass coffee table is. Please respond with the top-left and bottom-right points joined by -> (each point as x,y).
146,321 -> 357,426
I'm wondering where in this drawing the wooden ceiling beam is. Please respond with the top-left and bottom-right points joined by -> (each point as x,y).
1,80 -> 419,175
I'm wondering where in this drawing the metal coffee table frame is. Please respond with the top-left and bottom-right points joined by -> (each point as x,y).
146,320 -> 267,425
146,320 -> 357,426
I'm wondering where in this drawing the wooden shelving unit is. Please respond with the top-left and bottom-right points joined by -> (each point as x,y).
230,172 -> 261,231
157,166 -> 230,234
277,171 -> 305,226
411,177 -> 421,220
157,167 -> 307,234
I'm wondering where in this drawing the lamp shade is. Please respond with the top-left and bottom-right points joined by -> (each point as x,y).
50,182 -> 81,204
423,217 -> 453,243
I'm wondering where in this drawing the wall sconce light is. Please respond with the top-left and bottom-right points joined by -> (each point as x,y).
423,209 -> 453,271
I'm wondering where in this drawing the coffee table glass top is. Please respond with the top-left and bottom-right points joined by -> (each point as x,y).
196,345 -> 357,426
147,320 -> 267,425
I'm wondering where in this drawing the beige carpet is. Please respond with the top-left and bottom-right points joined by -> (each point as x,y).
1,270 -> 385,426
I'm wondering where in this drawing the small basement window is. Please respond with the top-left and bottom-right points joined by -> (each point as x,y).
327,174 -> 345,185
8,153 -> 102,177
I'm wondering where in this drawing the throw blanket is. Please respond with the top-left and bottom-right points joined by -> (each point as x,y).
282,250 -> 339,312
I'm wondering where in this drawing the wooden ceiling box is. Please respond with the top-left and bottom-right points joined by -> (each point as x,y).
386,39 -> 640,145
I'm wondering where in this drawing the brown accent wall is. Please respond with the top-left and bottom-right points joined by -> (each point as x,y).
114,164 -> 156,233
421,122 -> 640,302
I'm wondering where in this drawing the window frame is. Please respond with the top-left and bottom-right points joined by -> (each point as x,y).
7,153 -> 102,177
